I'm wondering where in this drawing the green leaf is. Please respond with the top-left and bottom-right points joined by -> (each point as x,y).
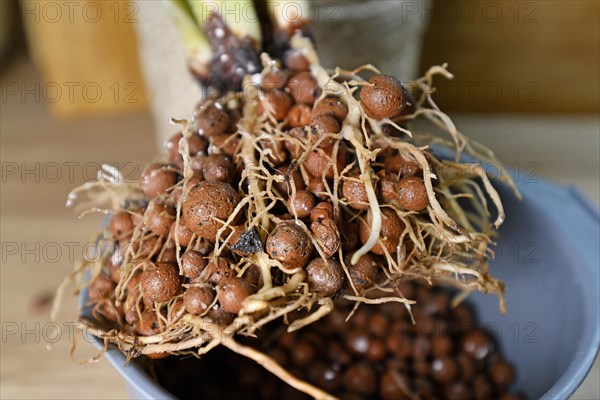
188,0 -> 262,45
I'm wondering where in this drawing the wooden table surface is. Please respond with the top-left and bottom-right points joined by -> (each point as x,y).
1,58 -> 153,399
1,58 -> 598,399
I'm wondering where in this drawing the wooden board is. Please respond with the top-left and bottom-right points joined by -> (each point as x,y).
20,0 -> 147,117
420,0 -> 600,113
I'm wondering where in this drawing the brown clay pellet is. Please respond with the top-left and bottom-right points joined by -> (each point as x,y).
149,282 -> 522,400
359,75 -> 407,120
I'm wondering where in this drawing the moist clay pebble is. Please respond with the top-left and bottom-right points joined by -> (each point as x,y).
287,104 -> 313,128
396,176 -> 429,212
287,190 -> 316,219
136,309 -> 163,336
359,208 -> 405,256
182,181 -> 241,240
108,211 -> 133,239
183,286 -> 215,314
345,252 -> 378,292
262,89 -> 294,121
310,217 -> 340,258
310,114 -> 341,148
217,277 -> 257,314
145,200 -> 176,236
287,72 -> 321,105
342,171 -> 370,210
140,262 -> 182,303
305,258 -> 344,297
359,75 -> 407,120
266,221 -> 313,269
197,104 -> 231,137
262,69 -> 288,90
181,250 -> 206,279
313,96 -> 348,123
140,163 -> 178,199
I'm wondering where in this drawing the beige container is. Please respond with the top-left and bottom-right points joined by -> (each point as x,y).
133,1 -> 430,148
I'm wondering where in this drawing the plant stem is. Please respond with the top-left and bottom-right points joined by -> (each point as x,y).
266,0 -> 311,33
188,0 -> 262,46
164,0 -> 212,75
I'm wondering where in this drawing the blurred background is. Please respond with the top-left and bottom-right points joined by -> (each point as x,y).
1,0 -> 598,398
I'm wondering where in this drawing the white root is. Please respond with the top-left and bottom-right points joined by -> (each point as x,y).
288,297 -> 334,332
221,335 -> 337,400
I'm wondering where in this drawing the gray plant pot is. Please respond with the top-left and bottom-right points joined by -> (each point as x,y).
80,176 -> 599,399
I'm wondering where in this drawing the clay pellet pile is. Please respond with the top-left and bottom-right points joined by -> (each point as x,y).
54,8 -> 522,398
151,284 -> 522,400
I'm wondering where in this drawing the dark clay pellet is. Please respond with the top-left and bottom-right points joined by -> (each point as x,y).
462,328 -> 492,360
431,357 -> 458,385
148,282 -> 522,400
291,341 -> 316,367
343,362 -> 377,396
